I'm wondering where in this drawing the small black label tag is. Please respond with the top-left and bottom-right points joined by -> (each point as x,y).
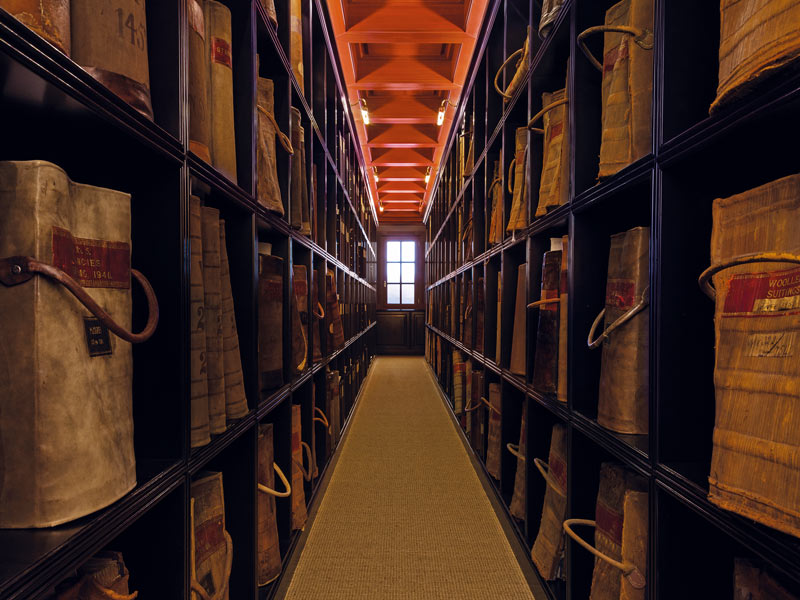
84,317 -> 112,357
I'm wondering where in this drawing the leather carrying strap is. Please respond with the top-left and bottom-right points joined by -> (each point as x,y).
258,105 -> 294,155
313,406 -> 330,431
587,286 -> 649,350
562,519 -> 646,589
494,48 -> 524,100
190,530 -> 234,600
258,461 -> 292,497
533,457 -> 564,492
480,395 -> 501,415
87,580 -> 139,600
698,252 -> 800,300
527,96 -> 569,134
312,301 -> 325,319
528,297 -> 560,309
0,255 -> 159,344
578,25 -> 654,72
506,442 -> 525,461
507,158 -> 516,194
293,440 -> 315,482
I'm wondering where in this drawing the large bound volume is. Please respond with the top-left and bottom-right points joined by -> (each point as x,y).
219,221 -> 248,419
191,472 -> 232,600
506,127 -> 529,233
312,269 -> 323,362
734,558 -> 798,599
326,369 -> 341,455
290,404 -> 309,531
509,263 -> 527,376
488,160 -> 504,245
188,0 -> 211,162
564,463 -> 648,600
508,404 -> 527,521
463,278 -> 473,348
531,424 -> 567,580
257,423 -> 287,586
260,0 -> 277,28
591,226 -> 649,435
257,77 -> 289,215
462,359 -> 472,430
485,382 -> 502,479
532,242 -> 563,394
190,196 -> 210,448
71,0 -> 152,118
712,0 -> 800,113
55,551 -> 137,599
0,160 -> 159,527
258,251 -> 283,391
702,174 -> 800,538
449,278 -> 457,336
469,370 -> 485,455
290,107 -> 311,235
496,26 -> 530,101
326,271 -> 345,352
558,235 -> 569,403
205,0 -> 237,181
291,264 -> 309,373
452,350 -> 465,416
201,206 -> 227,434
539,0 -> 564,38
533,87 -> 570,218
495,276 -> 502,364
289,0 -> 304,93
475,276 -> 485,354
1,0 -> 70,54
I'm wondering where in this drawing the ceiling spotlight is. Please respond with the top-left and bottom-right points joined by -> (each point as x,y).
379,202 -> 384,212
425,166 -> 431,184
373,166 -> 379,182
360,98 -> 370,125
437,100 -> 447,126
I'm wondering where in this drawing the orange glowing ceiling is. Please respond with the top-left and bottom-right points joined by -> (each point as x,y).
326,0 -> 489,221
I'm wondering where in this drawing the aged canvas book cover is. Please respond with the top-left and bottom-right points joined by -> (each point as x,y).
71,0 -> 153,118
188,0 -> 211,162
312,268 -> 323,362
495,276 -> 502,365
475,276 -> 485,354
289,0 -> 304,93
452,350 -> 465,416
734,558 -> 798,599
257,77 -> 286,215
500,26 -> 530,101
54,551 -> 136,599
1,0 -> 70,54
219,221 -> 248,420
260,0 -> 277,27
485,382 -> 502,479
539,0 -> 565,37
488,160 -> 504,245
506,127 -> 529,233
257,424 -> 283,586
290,404 -> 308,530
535,87 -> 570,218
258,251 -> 284,391
326,369 -> 341,454
190,196 -> 210,448
326,271 -> 345,351
191,472 -> 232,600
463,278 -> 473,348
706,174 -> 800,538
532,244 -> 562,394
595,226 -> 649,435
509,263 -> 527,376
558,235 -> 569,403
469,370 -> 485,456
0,160 -> 142,527
531,423 -> 567,580
290,107 -> 311,235
508,404 -> 526,521
291,264 -> 309,373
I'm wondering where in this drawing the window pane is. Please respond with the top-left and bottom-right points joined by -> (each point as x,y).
387,241 -> 401,262
387,284 -> 401,304
402,241 -> 415,262
401,262 -> 415,283
387,262 -> 401,283
402,284 -> 415,304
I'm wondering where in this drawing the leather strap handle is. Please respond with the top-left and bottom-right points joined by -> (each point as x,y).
587,286 -> 649,350
506,442 -> 525,461
533,457 -> 565,492
191,530 -> 233,600
562,519 -> 646,589
494,48 -> 524,100
88,580 -> 138,600
258,105 -> 294,155
312,301 -> 325,319
527,96 -> 569,134
313,406 -> 330,431
487,176 -> 502,196
698,252 -> 800,300
480,395 -> 501,415
463,397 -> 483,413
507,158 -> 516,194
258,462 -> 291,497
0,256 -> 159,344
578,25 -> 654,72
293,441 -> 314,482
528,297 -> 560,309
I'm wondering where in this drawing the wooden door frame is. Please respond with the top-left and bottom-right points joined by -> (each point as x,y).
377,225 -> 426,310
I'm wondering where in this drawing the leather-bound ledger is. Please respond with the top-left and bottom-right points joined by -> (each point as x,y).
191,472 -> 232,600
201,206 -> 227,434
290,107 -> 311,235
488,160 -> 504,245
55,551 -> 137,599
326,369 -> 341,454
290,404 -> 308,531
463,360 -> 472,430
532,242 -> 562,394
509,263 -> 527,376
508,404 -> 526,521
1,0 -> 70,54
257,77 -> 287,215
469,370 -> 484,455
257,424 -> 283,586
205,0 -> 237,181
219,221 -> 248,420
485,383 -> 502,479
463,278 -> 473,348
449,278 -> 457,336
291,264 -> 309,373
704,174 -> 800,539
531,424 -> 567,580
539,0 -> 564,37
534,87 -> 569,218
498,26 -> 529,101
258,251 -> 283,391
734,558 -> 798,599
452,350 -> 465,416
188,0 -> 211,162
557,235 -> 569,403
495,276 -> 502,364
593,226 -> 649,435
190,196 -> 210,448
326,271 -> 345,352
475,276 -> 485,354
289,0 -> 304,93
71,0 -> 153,119
312,269 -> 323,362
584,0 -> 653,178
260,0 -> 277,28
0,160 -> 157,528
506,127 -> 529,233
712,1 -> 800,113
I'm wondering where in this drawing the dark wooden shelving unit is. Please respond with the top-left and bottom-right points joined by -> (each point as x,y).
0,0 -> 378,598
424,1 -> 800,599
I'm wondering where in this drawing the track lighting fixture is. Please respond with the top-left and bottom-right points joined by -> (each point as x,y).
425,166 -> 431,184
379,202 -> 384,212
360,98 -> 370,125
373,166 -> 379,183
437,98 -> 456,126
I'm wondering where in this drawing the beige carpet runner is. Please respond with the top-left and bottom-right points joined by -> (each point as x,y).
281,356 -> 537,599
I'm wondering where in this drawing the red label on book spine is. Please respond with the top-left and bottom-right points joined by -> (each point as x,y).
723,267 -> 800,317
212,37 -> 232,69
603,41 -> 629,75
605,278 -> 636,309
52,227 -> 130,289
596,501 -> 623,546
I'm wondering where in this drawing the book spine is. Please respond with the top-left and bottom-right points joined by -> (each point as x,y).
258,254 -> 284,391
531,423 -> 568,580
475,276 -> 485,354
291,264 -> 308,373
3,0 -> 71,54
289,0 -> 304,93
557,235 -> 569,403
257,424 -> 282,586
509,263 -> 527,375
290,404 -> 308,530
190,196 -> 210,448
485,383 -> 502,479
188,0 -> 211,162
508,404 -> 526,520
532,250 -> 562,393
535,87 -> 569,217
219,221 -> 248,419
205,0 -> 237,181
257,77 -> 285,215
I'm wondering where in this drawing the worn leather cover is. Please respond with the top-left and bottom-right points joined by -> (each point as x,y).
291,403 -> 308,530
1,0 -> 70,54
289,0 -> 304,93
463,278 -> 473,348
708,174 -> 800,538
326,271 -> 345,351
449,278 -> 458,336
620,490 -> 647,600
531,423 -> 567,580
190,196 -> 211,448
539,0 -> 564,37
260,0 -> 276,27
485,382 -> 502,479
506,127 -> 529,233
188,0 -> 211,162
290,108 -> 311,235
469,370 -> 485,455
201,206 -> 227,434
191,472 -> 231,600
452,350 -> 465,415
712,0 -> 800,113
533,248 -> 562,393
312,268 -> 323,362
475,276 -> 485,354
508,403 -> 527,521
55,551 -> 136,599
598,0 -> 653,178
257,78 -> 284,215
326,369 -> 341,454
0,161 -> 137,528
734,558 -> 798,599
291,264 -> 308,373
598,226 -> 649,435
257,424 -> 282,586
495,276 -> 502,364
505,27 -> 530,100
510,263 -> 527,376
258,252 -> 283,391
488,160 -> 504,245
558,235 -> 569,403
536,88 -> 570,217
462,360 -> 472,430
205,0 -> 237,181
